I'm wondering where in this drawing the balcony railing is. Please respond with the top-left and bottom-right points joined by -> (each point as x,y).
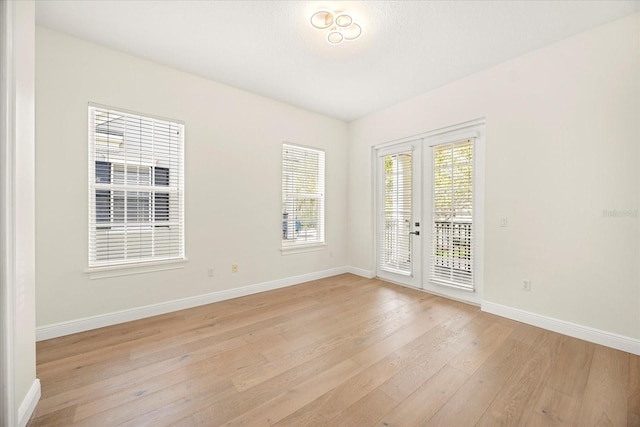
433,219 -> 472,274
381,218 -> 411,272
380,217 -> 472,279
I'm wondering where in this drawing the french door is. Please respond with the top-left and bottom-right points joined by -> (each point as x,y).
375,122 -> 483,303
375,142 -> 422,287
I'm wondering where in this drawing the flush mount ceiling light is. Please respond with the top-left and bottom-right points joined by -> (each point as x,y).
310,9 -> 362,45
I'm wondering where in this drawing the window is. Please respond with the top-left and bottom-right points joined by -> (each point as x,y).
281,143 -> 325,248
379,150 -> 413,274
431,139 -> 474,290
88,105 -> 185,267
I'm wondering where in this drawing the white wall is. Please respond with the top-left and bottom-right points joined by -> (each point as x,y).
348,14 -> 640,340
35,27 -> 348,328
2,0 -> 39,425
35,13 -> 640,349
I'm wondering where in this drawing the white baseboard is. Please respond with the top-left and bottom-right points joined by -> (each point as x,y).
18,379 -> 40,427
36,266 -> 349,341
347,266 -> 375,279
482,301 -> 640,356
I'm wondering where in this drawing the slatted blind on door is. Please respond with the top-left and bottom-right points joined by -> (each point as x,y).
88,105 -> 185,267
379,150 -> 413,275
431,139 -> 474,290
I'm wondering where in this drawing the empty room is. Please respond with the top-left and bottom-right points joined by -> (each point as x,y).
2,0 -> 640,426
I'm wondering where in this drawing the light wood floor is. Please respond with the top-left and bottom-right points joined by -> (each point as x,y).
29,274 -> 639,426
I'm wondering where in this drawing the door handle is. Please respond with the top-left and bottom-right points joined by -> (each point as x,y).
409,231 -> 420,236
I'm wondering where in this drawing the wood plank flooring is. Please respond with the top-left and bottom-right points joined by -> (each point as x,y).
28,274 -> 639,426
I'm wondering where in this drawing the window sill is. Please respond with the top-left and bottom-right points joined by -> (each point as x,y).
85,257 -> 187,280
280,243 -> 326,255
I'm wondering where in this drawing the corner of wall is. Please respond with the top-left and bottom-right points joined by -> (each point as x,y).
347,266 -> 375,279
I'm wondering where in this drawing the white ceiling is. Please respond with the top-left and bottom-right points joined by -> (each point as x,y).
35,0 -> 639,122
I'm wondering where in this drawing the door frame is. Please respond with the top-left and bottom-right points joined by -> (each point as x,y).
1,0 -> 16,425
371,118 -> 485,305
422,123 -> 485,305
373,140 -> 422,288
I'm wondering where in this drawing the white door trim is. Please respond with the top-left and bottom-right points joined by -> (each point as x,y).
422,121 -> 485,305
372,118 -> 485,150
374,140 -> 423,288
0,0 -> 17,425
371,119 -> 485,305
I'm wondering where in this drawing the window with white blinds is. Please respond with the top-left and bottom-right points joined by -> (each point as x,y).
282,143 -> 325,248
379,151 -> 413,275
431,139 -> 474,290
88,105 -> 185,268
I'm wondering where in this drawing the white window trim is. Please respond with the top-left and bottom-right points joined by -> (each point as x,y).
85,257 -> 188,280
280,243 -> 326,255
87,103 -> 186,270
281,142 -> 326,251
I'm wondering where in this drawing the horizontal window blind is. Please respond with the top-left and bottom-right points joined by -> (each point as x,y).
378,150 -> 413,275
431,139 -> 474,290
282,143 -> 325,248
88,105 -> 185,267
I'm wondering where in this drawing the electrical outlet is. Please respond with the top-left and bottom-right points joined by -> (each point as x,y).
232,264 -> 238,273
523,280 -> 532,291
499,216 -> 508,227
207,268 -> 214,278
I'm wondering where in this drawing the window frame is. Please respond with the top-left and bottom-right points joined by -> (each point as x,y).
281,142 -> 326,252
87,104 -> 185,269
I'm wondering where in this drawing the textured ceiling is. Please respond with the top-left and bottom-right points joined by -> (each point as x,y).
35,0 -> 640,121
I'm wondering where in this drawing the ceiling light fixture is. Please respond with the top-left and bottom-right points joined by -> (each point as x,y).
310,9 -> 362,45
